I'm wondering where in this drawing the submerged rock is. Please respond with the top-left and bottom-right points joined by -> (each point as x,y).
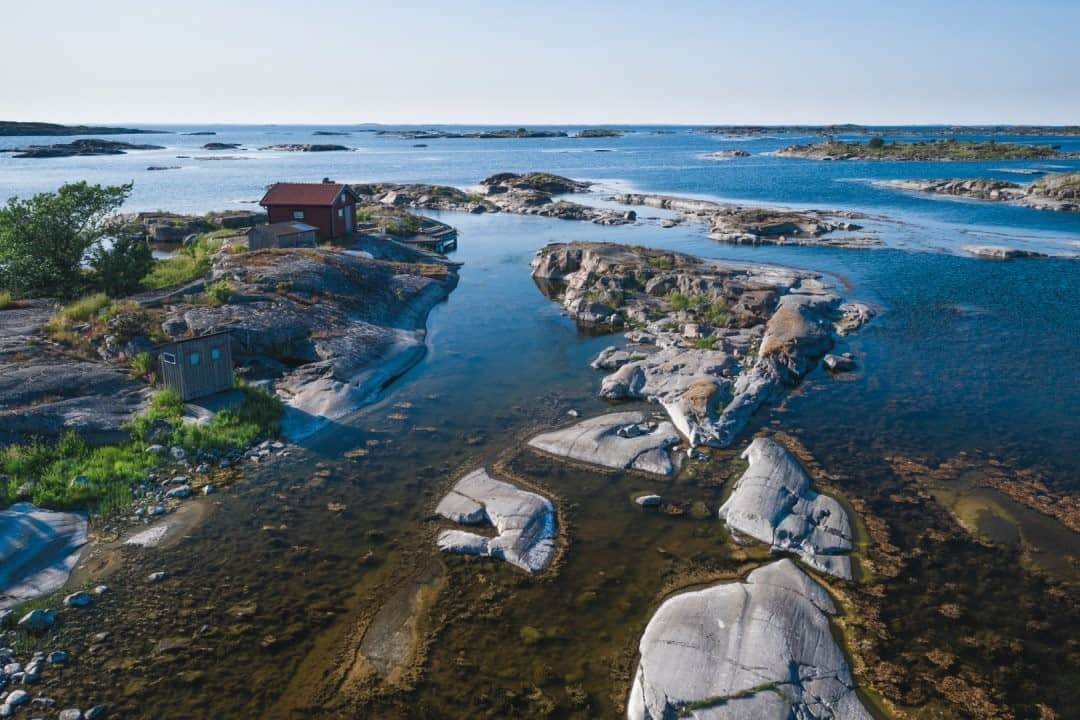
435,469 -> 556,573
0,503 -> 88,609
719,438 -> 854,579
528,411 -> 681,476
962,244 -> 1049,260
628,559 -> 872,720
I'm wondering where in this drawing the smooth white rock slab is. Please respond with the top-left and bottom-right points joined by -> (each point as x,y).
435,468 -> 556,573
719,437 -> 854,579
628,559 -> 872,720
528,411 -> 681,475
0,502 -> 88,609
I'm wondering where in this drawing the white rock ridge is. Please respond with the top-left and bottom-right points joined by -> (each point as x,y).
528,411 -> 681,476
435,468 -> 556,573
628,559 -> 873,720
0,502 -> 88,609
719,437 -> 854,579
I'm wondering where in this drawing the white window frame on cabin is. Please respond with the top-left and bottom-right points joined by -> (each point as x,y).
292,210 -> 305,220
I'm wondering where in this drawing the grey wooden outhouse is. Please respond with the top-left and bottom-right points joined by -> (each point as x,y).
158,331 -> 235,401
247,221 -> 318,250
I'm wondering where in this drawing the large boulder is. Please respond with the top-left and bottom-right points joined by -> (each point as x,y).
628,559 -> 873,720
528,411 -> 681,476
435,469 -> 556,573
719,438 -> 854,579
0,503 -> 89,609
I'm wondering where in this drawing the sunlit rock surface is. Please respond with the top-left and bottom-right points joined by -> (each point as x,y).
528,411 -> 681,475
435,469 -> 556,573
0,503 -> 88,609
628,559 -> 872,720
719,437 -> 854,579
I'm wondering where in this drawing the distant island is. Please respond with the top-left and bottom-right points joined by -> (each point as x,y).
377,128 -> 568,140
0,121 -> 161,136
776,138 -> 1065,160
0,138 -> 165,158
699,124 -> 1080,137
574,128 -> 623,138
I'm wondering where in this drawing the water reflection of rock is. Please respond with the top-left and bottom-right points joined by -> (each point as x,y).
719,437 -> 855,579
628,559 -> 873,720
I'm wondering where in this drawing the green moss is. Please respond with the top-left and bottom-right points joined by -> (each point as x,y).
141,231 -> 227,289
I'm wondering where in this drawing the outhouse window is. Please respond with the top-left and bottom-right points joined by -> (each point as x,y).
162,352 -> 176,364
190,352 -> 201,366
211,347 -> 222,361
292,210 -> 305,220
338,208 -> 344,217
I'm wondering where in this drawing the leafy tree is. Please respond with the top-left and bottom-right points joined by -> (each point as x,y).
868,136 -> 886,149
89,233 -> 153,297
0,181 -> 132,298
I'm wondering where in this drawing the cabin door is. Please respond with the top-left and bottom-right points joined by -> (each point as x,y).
344,207 -> 353,233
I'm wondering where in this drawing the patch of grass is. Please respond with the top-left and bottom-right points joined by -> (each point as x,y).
141,231 -> 226,289
130,351 -> 155,381
275,280 -> 293,293
665,292 -> 693,311
0,290 -> 12,309
202,279 -> 234,305
2,384 -> 282,514
53,293 -> 110,324
694,336 -> 718,350
650,255 -> 674,271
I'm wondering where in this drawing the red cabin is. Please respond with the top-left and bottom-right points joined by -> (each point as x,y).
259,180 -> 358,241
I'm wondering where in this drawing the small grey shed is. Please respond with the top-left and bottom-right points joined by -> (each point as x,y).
247,221 -> 318,250
158,331 -> 235,401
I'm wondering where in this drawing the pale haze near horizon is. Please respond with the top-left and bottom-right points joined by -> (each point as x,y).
3,0 -> 1078,126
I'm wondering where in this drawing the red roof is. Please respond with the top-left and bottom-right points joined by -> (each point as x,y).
260,182 -> 353,207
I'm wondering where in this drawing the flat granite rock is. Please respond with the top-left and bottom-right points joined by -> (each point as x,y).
435,469 -> 556,573
528,411 -> 681,476
628,559 -> 873,720
0,503 -> 88,609
719,437 -> 854,579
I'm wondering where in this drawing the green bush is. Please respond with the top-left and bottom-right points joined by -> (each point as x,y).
868,136 -> 885,150
0,290 -> 12,309
89,234 -> 154,297
0,181 -> 132,298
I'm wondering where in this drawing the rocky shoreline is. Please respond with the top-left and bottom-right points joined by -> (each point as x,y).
613,192 -> 881,247
877,171 -> 1080,213
352,172 -> 636,225
531,242 -> 873,448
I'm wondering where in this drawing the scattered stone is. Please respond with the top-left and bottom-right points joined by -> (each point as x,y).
627,559 -> 872,720
93,585 -> 109,595
528,411 -> 681,476
59,710 -> 83,720
203,484 -> 216,495
962,244 -> 1049,260
16,608 -> 55,633
63,591 -> 92,608
719,437 -> 854,579
169,446 -> 186,461
435,468 -> 556,573
145,445 -> 164,454
147,505 -> 167,516
47,651 -> 67,664
635,494 -> 663,507
85,706 -> 108,720
148,571 -> 167,583
165,485 -> 192,499
823,353 -> 856,372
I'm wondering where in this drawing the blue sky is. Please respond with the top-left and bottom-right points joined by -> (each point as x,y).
3,0 -> 1078,124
